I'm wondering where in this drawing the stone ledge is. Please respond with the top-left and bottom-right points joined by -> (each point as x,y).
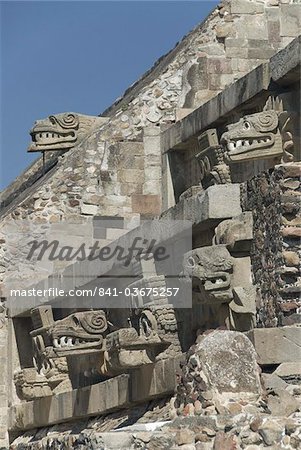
131,357 -> 180,403
245,326 -> 301,365
9,358 -> 180,431
9,374 -> 130,431
161,36 -> 300,153
161,62 -> 270,153
270,35 -> 301,85
161,184 -> 242,226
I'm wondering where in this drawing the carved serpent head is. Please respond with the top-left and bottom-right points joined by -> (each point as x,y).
28,112 -> 107,152
182,245 -> 234,304
221,110 -> 283,162
47,310 -> 108,354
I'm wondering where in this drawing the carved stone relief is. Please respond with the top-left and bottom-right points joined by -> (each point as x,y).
220,96 -> 295,164
100,255 -> 182,375
14,254 -> 184,400
193,98 -> 295,192
14,308 -> 109,400
196,129 -> 231,187
28,112 -> 107,152
214,212 -> 253,252
182,243 -> 256,332
221,110 -> 283,162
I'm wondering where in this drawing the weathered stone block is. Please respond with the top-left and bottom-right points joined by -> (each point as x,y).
208,58 -> 232,74
237,16 -> 268,40
226,47 -> 248,59
197,44 -> 224,56
246,326 -> 301,365
220,74 -> 235,88
162,184 -> 242,226
268,20 -> 281,42
194,90 -> 215,105
101,433 -> 134,450
198,184 -> 242,221
283,250 -> 300,266
280,5 -> 301,37
176,429 -> 195,446
80,204 -> 98,215
267,389 -> 299,417
225,38 -> 249,48
271,35 -> 298,82
144,166 -> 162,181
118,169 -> 144,184
247,39 -> 271,48
119,155 -> 143,171
236,59 -> 261,73
130,357 -> 181,402
209,74 -> 234,90
248,48 -> 276,60
261,373 -> 287,391
82,194 -> 103,206
196,331 -> 261,395
9,375 -> 130,431
120,182 -> 143,196
231,0 -> 264,14
258,419 -> 285,446
132,194 -> 161,216
143,180 -> 161,195
209,74 -> 221,90
266,6 -> 280,22
274,362 -> 301,380
143,126 -> 161,157
281,178 -> 300,190
118,141 -> 144,157
103,195 -> 129,208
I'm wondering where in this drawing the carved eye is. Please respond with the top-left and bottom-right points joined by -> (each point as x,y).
141,316 -> 152,337
49,116 -> 56,125
187,256 -> 196,268
73,316 -> 80,327
244,121 -> 251,130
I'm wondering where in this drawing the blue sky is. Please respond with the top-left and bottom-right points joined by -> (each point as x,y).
1,1 -> 216,191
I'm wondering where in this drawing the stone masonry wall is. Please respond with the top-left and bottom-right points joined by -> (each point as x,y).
244,167 -> 284,327
0,1 -> 299,222
101,0 -> 300,137
279,163 -> 301,325
1,1 -> 300,288
1,0 -> 300,214
9,329 -> 301,449
244,163 -> 301,328
0,2 -> 301,447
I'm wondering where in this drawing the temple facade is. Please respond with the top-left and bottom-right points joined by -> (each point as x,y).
0,1 -> 300,448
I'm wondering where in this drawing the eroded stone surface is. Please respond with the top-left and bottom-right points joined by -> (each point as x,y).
194,331 -> 261,395
28,113 -> 108,152
174,331 -> 262,420
246,326 -> 301,365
